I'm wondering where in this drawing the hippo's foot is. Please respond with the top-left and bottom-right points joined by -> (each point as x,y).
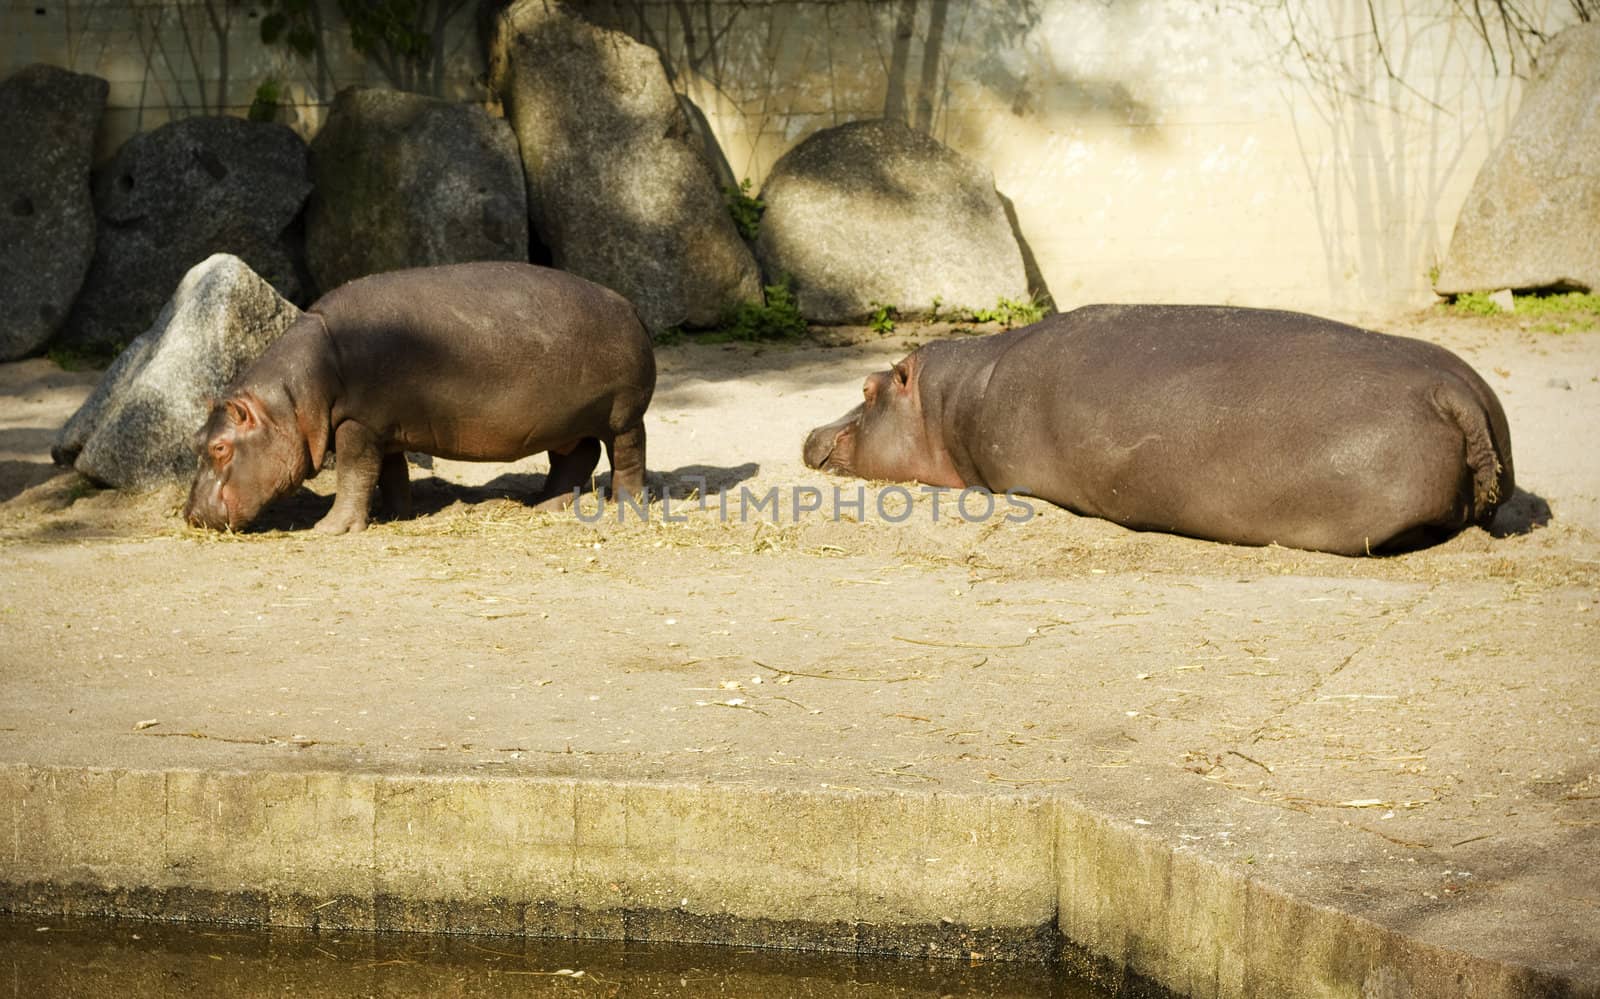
376,452 -> 413,521
534,438 -> 602,511
532,491 -> 577,513
313,504 -> 369,534
607,423 -> 648,499
374,497 -> 410,522
320,422 -> 381,533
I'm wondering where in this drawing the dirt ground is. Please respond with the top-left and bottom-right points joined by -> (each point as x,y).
2,309 -> 1598,983
3,308 -> 1597,566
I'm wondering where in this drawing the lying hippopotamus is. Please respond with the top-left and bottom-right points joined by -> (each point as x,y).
803,305 -> 1513,555
185,261 -> 655,533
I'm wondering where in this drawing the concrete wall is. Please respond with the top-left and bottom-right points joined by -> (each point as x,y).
3,0 -> 1576,318
1,0 -> 487,155
591,0 -> 1572,317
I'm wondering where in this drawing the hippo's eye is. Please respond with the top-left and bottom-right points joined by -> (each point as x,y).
211,440 -> 231,462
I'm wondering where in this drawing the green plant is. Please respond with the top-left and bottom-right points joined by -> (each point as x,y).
47,339 -> 127,371
719,280 -> 808,342
258,0 -> 319,56
248,78 -> 282,122
869,302 -> 898,335
260,0 -> 455,93
1448,291 -> 1503,316
971,296 -> 1045,328
340,0 -> 432,67
65,476 -> 99,502
1440,290 -> 1599,332
1512,291 -> 1600,333
653,326 -> 685,346
725,179 -> 764,241
1512,291 -> 1600,315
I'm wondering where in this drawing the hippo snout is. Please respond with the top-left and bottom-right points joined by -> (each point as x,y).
803,426 -> 837,470
183,475 -> 231,531
183,495 -> 225,531
804,406 -> 862,472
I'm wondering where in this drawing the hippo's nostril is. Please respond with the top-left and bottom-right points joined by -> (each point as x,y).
802,432 -> 829,470
803,425 -> 846,472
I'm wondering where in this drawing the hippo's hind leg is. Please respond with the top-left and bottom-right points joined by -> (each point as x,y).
316,421 -> 382,534
533,438 -> 602,512
606,422 -> 647,501
1312,419 -> 1476,555
377,452 -> 412,521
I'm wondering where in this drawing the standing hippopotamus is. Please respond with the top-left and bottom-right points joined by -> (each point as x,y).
803,305 -> 1513,555
185,261 -> 655,533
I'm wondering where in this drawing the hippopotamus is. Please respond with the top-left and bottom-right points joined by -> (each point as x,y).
184,261 -> 655,533
803,305 -> 1513,555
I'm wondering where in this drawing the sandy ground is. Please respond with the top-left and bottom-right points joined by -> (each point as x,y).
1,309 -> 1598,985
4,309 -> 1597,539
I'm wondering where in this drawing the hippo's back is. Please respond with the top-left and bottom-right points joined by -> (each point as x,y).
308,262 -> 655,461
1021,304 -> 1482,385
970,304 -> 1512,553
314,261 -> 646,353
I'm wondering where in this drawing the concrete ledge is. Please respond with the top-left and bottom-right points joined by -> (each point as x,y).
1055,809 -> 1582,999
1,765 -> 1056,959
3,763 -> 1590,998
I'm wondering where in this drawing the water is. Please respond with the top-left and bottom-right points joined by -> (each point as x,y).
2,916 -> 1122,998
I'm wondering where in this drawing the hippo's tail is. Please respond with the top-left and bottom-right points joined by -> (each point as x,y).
1433,380 -> 1514,524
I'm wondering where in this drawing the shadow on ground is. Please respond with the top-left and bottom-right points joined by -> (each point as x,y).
1491,487 -> 1554,536
0,457 -> 65,504
240,462 -> 765,533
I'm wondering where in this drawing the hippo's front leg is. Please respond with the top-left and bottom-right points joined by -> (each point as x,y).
315,421 -> 382,534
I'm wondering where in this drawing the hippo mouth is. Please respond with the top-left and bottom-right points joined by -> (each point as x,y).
804,403 -> 865,473
803,423 -> 854,474
184,482 -> 236,531
184,466 -> 248,531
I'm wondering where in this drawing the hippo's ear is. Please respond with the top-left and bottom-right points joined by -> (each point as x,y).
297,406 -> 329,472
891,361 -> 911,390
223,397 -> 260,431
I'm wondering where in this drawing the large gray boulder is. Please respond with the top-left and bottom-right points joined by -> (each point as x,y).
305,87 -> 529,294
57,116 -> 312,353
1436,23 -> 1600,295
756,118 -> 1029,323
488,0 -> 761,330
679,94 -> 738,197
0,64 -> 107,361
54,254 -> 300,489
